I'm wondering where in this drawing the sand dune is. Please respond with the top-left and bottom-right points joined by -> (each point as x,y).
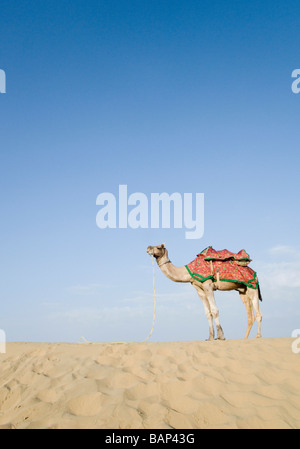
0,338 -> 299,429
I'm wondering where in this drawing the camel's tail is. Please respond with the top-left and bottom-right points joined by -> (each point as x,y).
258,283 -> 263,302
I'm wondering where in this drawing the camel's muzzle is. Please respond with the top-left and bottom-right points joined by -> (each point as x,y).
147,246 -> 154,255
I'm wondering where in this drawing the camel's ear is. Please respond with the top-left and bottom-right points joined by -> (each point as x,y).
161,243 -> 165,248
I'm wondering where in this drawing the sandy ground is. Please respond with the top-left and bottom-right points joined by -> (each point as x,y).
0,337 -> 299,429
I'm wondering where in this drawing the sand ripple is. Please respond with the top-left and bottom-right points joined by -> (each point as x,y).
0,338 -> 299,429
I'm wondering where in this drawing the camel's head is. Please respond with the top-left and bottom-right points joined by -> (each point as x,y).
147,243 -> 166,259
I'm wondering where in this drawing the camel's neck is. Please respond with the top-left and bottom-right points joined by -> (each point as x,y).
156,250 -> 192,283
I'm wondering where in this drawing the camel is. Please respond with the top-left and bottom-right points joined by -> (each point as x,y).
146,244 -> 262,341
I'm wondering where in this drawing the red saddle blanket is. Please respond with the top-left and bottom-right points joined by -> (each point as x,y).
185,246 -> 258,289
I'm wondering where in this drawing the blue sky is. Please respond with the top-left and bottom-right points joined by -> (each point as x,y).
1,0 -> 299,342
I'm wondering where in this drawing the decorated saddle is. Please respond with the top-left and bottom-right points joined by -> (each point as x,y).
185,246 -> 259,289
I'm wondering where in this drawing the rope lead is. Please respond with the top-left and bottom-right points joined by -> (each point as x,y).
142,256 -> 157,342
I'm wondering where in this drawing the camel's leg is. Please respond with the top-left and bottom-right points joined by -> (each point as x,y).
247,288 -> 262,338
203,285 -> 225,340
240,292 -> 255,339
193,285 -> 214,341
253,294 -> 262,338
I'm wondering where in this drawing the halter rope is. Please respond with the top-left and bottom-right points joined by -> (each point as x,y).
142,255 -> 157,342
79,255 -> 158,344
